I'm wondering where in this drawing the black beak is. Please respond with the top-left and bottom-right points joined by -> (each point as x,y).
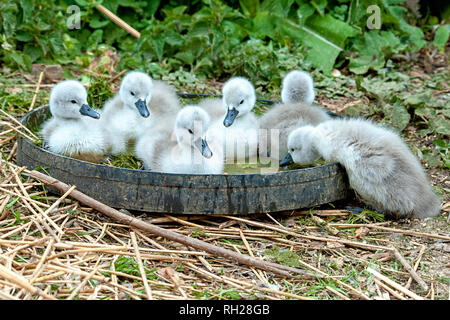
223,107 -> 239,127
194,138 -> 213,159
280,153 -> 294,166
135,99 -> 150,118
79,104 -> 100,119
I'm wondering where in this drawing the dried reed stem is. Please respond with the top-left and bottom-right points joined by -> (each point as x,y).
367,267 -> 424,300
130,232 -> 152,299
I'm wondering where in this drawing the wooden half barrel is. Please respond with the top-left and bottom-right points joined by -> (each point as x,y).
16,105 -> 350,215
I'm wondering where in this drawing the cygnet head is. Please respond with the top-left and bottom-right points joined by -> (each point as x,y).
281,70 -> 315,104
49,80 -> 99,120
280,126 -> 320,166
175,106 -> 213,159
119,71 -> 153,118
222,77 -> 256,127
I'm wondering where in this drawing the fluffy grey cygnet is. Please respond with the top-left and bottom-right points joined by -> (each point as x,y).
41,80 -> 105,163
258,70 -> 329,161
142,79 -> 182,132
281,118 -> 442,219
281,70 -> 315,104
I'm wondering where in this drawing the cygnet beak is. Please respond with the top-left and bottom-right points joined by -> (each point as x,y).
194,138 -> 213,159
79,104 -> 100,119
280,153 -> 294,166
135,99 -> 150,118
223,106 -> 239,127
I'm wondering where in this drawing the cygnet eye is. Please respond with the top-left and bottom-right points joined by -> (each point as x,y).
239,99 -> 244,105
188,129 -> 193,134
130,91 -> 135,96
70,100 -> 77,104
290,148 -> 295,153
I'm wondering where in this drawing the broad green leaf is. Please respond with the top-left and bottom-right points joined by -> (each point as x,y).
433,25 -> 450,52
306,14 -> 359,48
281,14 -> 358,73
252,11 -> 275,38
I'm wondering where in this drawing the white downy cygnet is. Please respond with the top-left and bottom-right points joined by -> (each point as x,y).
258,70 -> 329,162
281,118 -> 442,219
206,77 -> 259,163
41,80 -> 106,163
135,106 -> 224,174
99,71 -> 153,155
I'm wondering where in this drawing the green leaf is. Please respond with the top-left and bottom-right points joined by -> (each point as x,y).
382,101 -> 411,131
306,14 -> 359,48
15,31 -> 31,42
431,118 -> 450,136
146,0 -> 161,16
252,11 -> 275,38
281,14 -> 358,74
360,78 -> 405,101
19,0 -> 33,23
403,94 -> 428,108
74,0 -> 89,6
296,3 -> 315,24
310,0 -> 327,16
24,44 -> 42,62
9,51 -> 31,71
89,17 -> 110,29
260,0 -> 294,18
1,3 -> 18,38
433,25 -> 450,52
152,34 -> 165,61
174,51 -> 195,65
349,30 -> 404,74
239,0 -> 260,18
164,30 -> 184,47
87,29 -> 103,48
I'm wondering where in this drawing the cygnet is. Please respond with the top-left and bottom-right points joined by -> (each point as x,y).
135,106 -> 224,174
41,80 -> 105,163
100,71 -> 153,155
258,70 -> 330,162
281,118 -> 442,219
